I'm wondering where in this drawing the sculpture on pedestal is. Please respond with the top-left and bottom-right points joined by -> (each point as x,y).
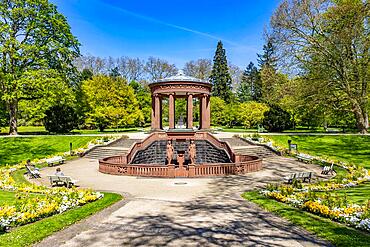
188,140 -> 196,165
166,140 -> 174,165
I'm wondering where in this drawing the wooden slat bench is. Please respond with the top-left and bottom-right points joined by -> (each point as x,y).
283,172 -> 313,183
48,175 -> 78,188
297,154 -> 313,163
45,156 -> 66,167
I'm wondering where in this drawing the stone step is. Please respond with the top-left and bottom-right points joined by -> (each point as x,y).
85,148 -> 127,160
221,137 -> 251,147
234,146 -> 276,158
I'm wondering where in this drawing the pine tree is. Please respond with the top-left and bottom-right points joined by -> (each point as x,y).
257,39 -> 277,69
210,41 -> 233,103
237,62 -> 262,102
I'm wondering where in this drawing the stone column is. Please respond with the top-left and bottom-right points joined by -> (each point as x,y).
159,97 -> 163,129
169,93 -> 175,129
204,94 -> 211,129
153,94 -> 161,129
201,94 -> 208,129
151,95 -> 157,130
199,97 -> 203,129
187,94 -> 193,129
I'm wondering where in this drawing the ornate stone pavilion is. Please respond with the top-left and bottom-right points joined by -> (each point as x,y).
99,71 -> 262,178
149,71 -> 211,130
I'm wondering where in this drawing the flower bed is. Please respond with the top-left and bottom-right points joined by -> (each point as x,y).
248,135 -> 370,232
0,136 -> 121,232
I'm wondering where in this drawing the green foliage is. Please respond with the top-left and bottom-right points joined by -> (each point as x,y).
0,100 -> 7,128
210,41 -> 233,103
129,81 -> 152,124
242,191 -> 370,247
237,101 -> 269,129
0,0 -> 80,134
237,62 -> 262,102
270,0 -> 369,133
0,136 -> 96,165
83,76 -> 144,131
257,39 -> 277,68
43,105 -> 78,133
210,97 -> 226,126
0,192 -> 122,247
263,104 -> 293,132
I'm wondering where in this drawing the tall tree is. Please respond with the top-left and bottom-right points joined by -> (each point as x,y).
210,41 -> 233,103
229,64 -> 243,91
237,62 -> 262,102
270,0 -> 369,133
82,76 -> 144,131
0,0 -> 80,135
257,39 -> 277,69
144,57 -> 177,81
183,59 -> 212,79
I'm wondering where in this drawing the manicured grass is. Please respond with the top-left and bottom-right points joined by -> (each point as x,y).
0,126 -> 142,135
0,190 -> 45,206
0,126 -> 47,135
265,135 -> 370,168
217,127 -> 257,132
0,190 -> 18,206
265,134 -> 370,205
0,136 -> 97,165
242,191 -> 370,247
0,192 -> 122,247
72,127 -> 142,134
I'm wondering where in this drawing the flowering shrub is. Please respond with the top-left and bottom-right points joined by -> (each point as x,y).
261,163 -> 370,232
0,137 -> 123,232
247,134 -> 370,232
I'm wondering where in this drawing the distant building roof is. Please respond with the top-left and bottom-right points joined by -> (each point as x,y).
155,70 -> 209,84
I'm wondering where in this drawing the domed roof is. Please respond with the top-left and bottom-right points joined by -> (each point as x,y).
155,70 -> 209,84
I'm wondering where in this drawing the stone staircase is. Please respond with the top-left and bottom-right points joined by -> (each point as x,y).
84,147 -> 128,160
83,138 -> 141,160
131,140 -> 231,165
221,137 -> 277,159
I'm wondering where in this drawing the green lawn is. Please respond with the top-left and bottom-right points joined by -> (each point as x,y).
0,136 -> 97,165
265,135 -> 370,168
0,192 -> 122,247
265,134 -> 370,205
0,190 -> 45,206
0,126 -> 142,135
242,191 -> 370,247
242,135 -> 370,245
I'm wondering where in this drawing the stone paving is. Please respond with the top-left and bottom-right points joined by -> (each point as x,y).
36,153 -> 330,247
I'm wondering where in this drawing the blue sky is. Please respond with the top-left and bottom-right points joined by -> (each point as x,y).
51,0 -> 280,69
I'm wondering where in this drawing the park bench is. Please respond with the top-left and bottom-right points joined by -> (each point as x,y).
321,163 -> 334,175
25,165 -> 41,179
45,156 -> 65,167
48,175 -> 78,188
296,153 -> 313,163
283,172 -> 313,183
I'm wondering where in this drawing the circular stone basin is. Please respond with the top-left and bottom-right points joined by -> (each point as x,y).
174,182 -> 188,185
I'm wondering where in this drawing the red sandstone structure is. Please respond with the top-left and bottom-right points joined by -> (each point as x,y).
99,71 -> 262,178
149,71 -> 211,130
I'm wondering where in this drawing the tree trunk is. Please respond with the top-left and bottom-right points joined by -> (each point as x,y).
8,99 -> 18,135
352,102 -> 368,134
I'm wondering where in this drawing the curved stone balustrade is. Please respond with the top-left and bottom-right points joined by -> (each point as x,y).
99,154 -> 262,178
98,131 -> 263,178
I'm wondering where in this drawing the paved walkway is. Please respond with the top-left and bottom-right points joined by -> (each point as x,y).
36,155 -> 330,247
